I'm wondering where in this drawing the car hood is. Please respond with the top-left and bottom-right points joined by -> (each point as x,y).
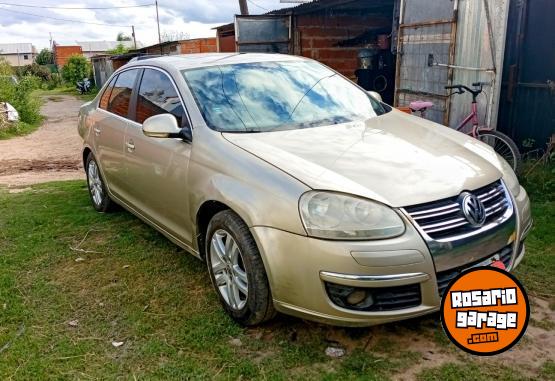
222,110 -> 503,207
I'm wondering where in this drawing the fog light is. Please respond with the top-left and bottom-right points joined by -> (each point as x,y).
346,290 -> 367,305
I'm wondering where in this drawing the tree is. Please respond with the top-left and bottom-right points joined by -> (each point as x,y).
35,48 -> 53,65
116,32 -> 132,41
0,57 -> 13,76
16,63 -> 51,81
61,55 -> 90,84
160,30 -> 190,42
107,43 -> 129,55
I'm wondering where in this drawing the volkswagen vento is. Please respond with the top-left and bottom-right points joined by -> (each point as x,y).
78,54 -> 532,326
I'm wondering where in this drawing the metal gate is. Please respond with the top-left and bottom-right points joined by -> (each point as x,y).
498,0 -> 555,150
394,0 -> 457,125
235,15 -> 292,54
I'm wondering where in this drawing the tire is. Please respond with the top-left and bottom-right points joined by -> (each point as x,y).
477,130 -> 522,174
85,153 -> 116,213
206,210 -> 276,326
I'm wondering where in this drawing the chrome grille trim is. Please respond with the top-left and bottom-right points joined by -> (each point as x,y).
412,206 -> 460,220
478,187 -> 504,203
409,202 -> 459,217
402,180 -> 513,242
425,220 -> 468,234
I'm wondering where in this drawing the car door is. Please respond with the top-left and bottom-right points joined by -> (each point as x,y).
94,69 -> 140,197
123,67 -> 194,245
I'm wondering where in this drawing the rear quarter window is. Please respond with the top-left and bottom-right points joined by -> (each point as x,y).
99,75 -> 117,110
107,69 -> 139,118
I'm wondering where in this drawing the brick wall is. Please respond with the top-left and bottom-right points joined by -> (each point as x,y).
54,45 -> 83,67
296,12 -> 391,79
179,38 -> 217,54
144,43 -> 179,55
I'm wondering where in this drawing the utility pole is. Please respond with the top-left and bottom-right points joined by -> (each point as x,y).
155,0 -> 161,44
238,0 -> 249,15
131,25 -> 137,50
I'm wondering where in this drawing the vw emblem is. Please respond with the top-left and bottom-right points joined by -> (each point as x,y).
460,192 -> 486,227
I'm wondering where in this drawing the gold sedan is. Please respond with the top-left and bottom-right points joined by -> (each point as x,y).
78,54 -> 532,326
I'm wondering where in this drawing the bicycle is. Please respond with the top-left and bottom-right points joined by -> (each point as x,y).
409,82 -> 522,173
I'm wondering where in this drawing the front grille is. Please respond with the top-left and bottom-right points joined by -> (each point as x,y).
325,282 -> 421,312
404,181 -> 511,241
436,245 -> 513,297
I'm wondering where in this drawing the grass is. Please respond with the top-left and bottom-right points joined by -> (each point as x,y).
0,118 -> 43,140
515,162 -> 555,296
34,86 -> 99,102
0,86 -> 96,140
416,362 -> 533,381
0,87 -> 44,140
0,163 -> 553,380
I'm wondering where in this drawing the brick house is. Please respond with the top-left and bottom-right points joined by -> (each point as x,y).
136,38 -> 217,56
215,0 -> 392,81
53,44 -> 83,67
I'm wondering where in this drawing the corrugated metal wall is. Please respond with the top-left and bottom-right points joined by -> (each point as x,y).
394,0 -> 456,125
91,57 -> 113,88
395,0 -> 509,129
449,0 -> 509,130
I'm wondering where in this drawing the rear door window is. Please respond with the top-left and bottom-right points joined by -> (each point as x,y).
107,69 -> 138,119
134,68 -> 186,127
99,75 -> 117,110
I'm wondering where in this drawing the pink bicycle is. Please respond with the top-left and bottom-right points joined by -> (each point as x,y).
410,82 -> 521,173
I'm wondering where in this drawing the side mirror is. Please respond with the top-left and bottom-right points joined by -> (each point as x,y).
367,91 -> 383,103
142,114 -> 191,141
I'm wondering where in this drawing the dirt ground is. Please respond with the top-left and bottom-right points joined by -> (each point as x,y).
0,95 -> 85,188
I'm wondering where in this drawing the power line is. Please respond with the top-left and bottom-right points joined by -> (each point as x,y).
0,7 -> 134,27
247,0 -> 269,12
0,1 -> 154,10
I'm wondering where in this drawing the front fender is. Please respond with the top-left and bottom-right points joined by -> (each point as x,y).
187,130 -> 310,245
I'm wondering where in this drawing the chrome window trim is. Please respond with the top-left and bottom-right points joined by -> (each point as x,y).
96,65 -> 194,130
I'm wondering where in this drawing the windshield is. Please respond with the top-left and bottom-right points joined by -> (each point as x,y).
182,60 -> 388,132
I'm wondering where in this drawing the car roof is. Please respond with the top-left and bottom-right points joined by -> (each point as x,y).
124,53 -> 308,71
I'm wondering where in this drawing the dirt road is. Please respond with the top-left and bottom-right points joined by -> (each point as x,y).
0,95 -> 85,187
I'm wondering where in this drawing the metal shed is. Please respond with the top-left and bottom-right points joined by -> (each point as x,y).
394,0 -> 510,129
90,55 -> 114,88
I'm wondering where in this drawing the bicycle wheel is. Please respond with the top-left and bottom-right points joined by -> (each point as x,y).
476,130 -> 522,174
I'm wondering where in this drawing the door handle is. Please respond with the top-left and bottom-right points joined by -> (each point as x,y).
93,127 -> 101,136
126,140 -> 135,152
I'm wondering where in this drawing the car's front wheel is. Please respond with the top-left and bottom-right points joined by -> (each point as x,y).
206,210 -> 276,326
85,153 -> 115,213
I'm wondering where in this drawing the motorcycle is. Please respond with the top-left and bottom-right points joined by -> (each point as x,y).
76,78 -> 92,94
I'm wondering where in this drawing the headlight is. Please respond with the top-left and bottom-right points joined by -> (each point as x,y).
299,191 -> 405,240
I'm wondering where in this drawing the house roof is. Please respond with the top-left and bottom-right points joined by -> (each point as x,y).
0,43 -> 34,55
76,40 -> 144,52
214,0 -> 392,31
132,38 -> 216,53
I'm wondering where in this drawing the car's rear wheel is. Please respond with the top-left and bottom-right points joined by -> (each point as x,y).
206,210 -> 276,326
85,153 -> 115,213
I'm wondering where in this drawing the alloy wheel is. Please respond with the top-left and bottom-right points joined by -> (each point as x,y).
210,229 -> 249,310
87,160 -> 103,206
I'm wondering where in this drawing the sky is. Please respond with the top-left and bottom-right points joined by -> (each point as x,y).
0,0 -> 297,50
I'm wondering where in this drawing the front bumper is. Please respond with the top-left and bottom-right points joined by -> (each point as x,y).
250,185 -> 531,327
